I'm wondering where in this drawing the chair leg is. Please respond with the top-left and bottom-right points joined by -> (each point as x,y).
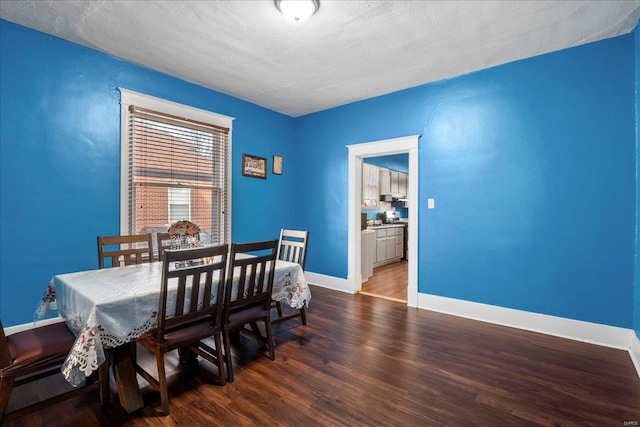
276,301 -> 283,317
0,376 -> 15,423
178,346 -> 198,368
264,318 -> 275,361
223,328 -> 234,383
155,354 -> 170,415
299,306 -> 307,325
129,342 -> 137,366
213,333 -> 226,386
249,322 -> 261,339
98,359 -> 111,405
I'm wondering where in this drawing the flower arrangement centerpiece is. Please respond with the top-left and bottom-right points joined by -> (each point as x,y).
168,220 -> 202,250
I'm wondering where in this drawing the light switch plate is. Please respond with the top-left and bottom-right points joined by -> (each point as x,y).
428,198 -> 435,209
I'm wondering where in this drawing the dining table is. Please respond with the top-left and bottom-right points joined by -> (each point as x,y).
35,256 -> 311,413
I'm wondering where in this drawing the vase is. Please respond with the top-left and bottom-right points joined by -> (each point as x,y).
170,233 -> 202,268
170,232 -> 201,250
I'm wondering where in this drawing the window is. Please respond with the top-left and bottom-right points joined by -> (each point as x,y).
168,187 -> 191,223
119,89 -> 234,248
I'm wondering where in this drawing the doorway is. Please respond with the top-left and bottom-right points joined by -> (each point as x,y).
360,153 -> 409,302
346,135 -> 419,307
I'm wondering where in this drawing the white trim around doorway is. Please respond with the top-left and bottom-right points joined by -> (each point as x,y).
346,135 -> 419,307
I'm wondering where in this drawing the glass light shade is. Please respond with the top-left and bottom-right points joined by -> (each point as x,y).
276,0 -> 319,23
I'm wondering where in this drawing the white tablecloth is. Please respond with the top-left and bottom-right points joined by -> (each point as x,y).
36,259 -> 310,386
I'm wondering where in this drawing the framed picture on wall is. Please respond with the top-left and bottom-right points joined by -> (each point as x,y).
242,153 -> 267,179
273,155 -> 283,175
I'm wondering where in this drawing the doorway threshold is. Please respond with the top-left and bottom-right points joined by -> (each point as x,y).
358,291 -> 407,304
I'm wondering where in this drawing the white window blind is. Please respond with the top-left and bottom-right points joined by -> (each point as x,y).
126,105 -> 230,247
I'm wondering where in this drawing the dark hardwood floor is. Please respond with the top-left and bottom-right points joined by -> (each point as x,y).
4,285 -> 639,426
360,260 -> 407,302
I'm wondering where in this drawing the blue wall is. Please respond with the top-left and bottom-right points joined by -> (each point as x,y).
1,19 -> 637,332
296,34 -> 636,329
0,20 -> 296,326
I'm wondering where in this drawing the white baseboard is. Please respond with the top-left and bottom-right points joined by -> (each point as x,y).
4,316 -> 64,335
419,292 -> 639,378
630,331 -> 640,377
305,271 -> 351,293
419,293 -> 630,349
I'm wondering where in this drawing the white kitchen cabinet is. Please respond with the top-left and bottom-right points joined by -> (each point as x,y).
398,173 -> 407,197
361,230 -> 375,282
390,171 -> 399,194
379,169 -> 408,198
375,228 -> 388,263
395,229 -> 404,258
378,168 -> 390,195
362,163 -> 380,206
373,225 -> 404,267
385,235 -> 396,260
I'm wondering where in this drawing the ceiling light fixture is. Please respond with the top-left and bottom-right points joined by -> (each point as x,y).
275,0 -> 319,23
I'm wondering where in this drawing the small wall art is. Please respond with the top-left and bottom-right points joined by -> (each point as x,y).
242,153 -> 267,179
273,155 -> 283,175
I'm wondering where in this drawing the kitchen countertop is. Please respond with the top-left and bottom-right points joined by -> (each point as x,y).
366,223 -> 406,229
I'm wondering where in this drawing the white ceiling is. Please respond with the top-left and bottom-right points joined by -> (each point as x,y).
1,1 -> 640,117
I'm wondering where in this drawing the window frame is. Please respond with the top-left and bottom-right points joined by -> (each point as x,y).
119,88 -> 234,241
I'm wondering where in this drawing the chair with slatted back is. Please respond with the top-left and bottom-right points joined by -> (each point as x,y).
156,232 -> 172,261
96,232 -> 154,403
135,244 -> 228,415
222,239 -> 278,382
272,229 -> 309,325
0,320 -> 105,423
97,233 -> 154,269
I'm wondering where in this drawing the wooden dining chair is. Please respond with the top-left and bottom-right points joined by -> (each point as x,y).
0,320 -> 105,423
156,232 -> 171,261
97,233 -> 154,269
272,229 -> 310,325
134,244 -> 228,415
96,232 -> 154,403
223,239 -> 278,382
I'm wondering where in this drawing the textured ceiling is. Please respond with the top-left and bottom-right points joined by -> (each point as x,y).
1,1 -> 639,117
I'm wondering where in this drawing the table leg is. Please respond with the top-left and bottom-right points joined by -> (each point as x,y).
111,342 -> 144,413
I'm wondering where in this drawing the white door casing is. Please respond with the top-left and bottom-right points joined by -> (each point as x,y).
347,135 -> 419,307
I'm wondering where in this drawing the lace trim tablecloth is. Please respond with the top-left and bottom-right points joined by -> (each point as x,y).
36,260 -> 310,386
